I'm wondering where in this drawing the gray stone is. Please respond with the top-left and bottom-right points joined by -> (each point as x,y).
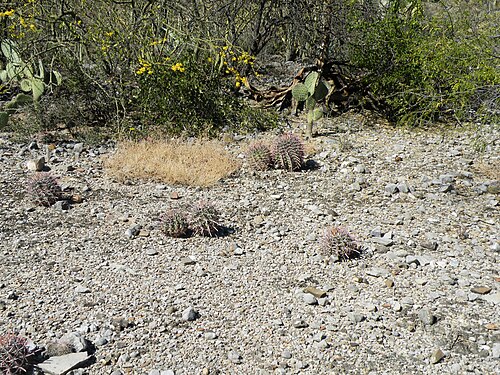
181,256 -> 196,265
73,143 -> 84,154
420,241 -> 438,251
439,174 -> 455,184
38,352 -> 91,375
146,248 -> 158,256
228,350 -> 242,364
370,227 -> 384,237
385,183 -> 399,194
354,164 -> 366,173
439,184 -> 455,193
396,182 -> 410,193
182,306 -> 199,321
372,237 -> 394,247
347,313 -> 365,323
303,293 -> 317,305
53,200 -> 70,211
293,320 -> 308,328
366,267 -> 390,278
492,343 -> 500,358
430,348 -> 445,364
125,224 -> 142,239
281,350 -> 292,359
74,285 -> 90,294
481,293 -> 500,304
26,156 -> 45,171
204,331 -> 217,340
418,308 -> 436,326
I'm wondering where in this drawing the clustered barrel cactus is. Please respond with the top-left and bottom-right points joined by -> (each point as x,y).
0,334 -> 35,374
246,133 -> 305,172
160,209 -> 190,238
27,172 -> 63,207
161,200 -> 222,238
320,226 -> 361,261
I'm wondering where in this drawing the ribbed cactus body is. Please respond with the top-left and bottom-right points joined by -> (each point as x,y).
27,172 -> 62,207
271,133 -> 305,171
0,334 -> 34,374
161,209 -> 190,238
246,142 -> 273,171
320,226 -> 361,261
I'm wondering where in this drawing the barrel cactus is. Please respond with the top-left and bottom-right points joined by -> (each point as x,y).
246,142 -> 273,171
271,133 -> 305,171
0,334 -> 35,374
189,200 -> 221,237
27,172 -> 62,207
160,209 -> 190,238
320,226 -> 361,261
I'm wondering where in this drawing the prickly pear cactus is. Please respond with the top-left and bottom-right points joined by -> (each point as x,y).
320,226 -> 361,261
160,209 -> 190,238
246,142 -> 273,171
271,133 -> 305,171
27,172 -> 62,207
189,200 -> 221,237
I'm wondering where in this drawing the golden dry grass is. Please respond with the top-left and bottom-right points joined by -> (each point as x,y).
105,139 -> 240,186
473,159 -> 500,180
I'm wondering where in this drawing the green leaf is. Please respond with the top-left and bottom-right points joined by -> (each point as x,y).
0,70 -> 7,82
51,71 -> 62,85
312,107 -> 323,121
36,59 -> 45,79
31,79 -> 45,101
1,40 -> 21,64
20,79 -> 32,92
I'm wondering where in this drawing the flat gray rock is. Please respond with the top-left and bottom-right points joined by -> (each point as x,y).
38,352 -> 91,375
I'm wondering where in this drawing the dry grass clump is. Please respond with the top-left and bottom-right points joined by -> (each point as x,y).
105,139 -> 239,186
473,159 -> 500,180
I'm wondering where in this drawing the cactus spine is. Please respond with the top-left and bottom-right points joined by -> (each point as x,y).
320,226 -> 361,261
160,209 -> 190,238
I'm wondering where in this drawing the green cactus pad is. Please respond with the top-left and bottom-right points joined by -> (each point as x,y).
307,107 -> 323,123
291,83 -> 309,102
313,80 -> 329,101
0,112 -> 8,128
304,71 -> 319,95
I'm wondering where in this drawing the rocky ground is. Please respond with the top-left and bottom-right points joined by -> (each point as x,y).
0,115 -> 499,375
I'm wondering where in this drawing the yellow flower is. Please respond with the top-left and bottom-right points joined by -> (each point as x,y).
235,81 -> 241,88
0,10 -> 15,17
171,63 -> 185,72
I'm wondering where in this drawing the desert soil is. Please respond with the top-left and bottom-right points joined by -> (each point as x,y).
0,114 -> 499,375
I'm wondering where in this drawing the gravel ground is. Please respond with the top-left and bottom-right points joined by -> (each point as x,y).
0,115 -> 499,375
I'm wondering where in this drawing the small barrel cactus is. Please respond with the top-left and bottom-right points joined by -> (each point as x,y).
0,334 -> 35,374
27,172 -> 62,207
271,133 -> 305,171
189,200 -> 221,237
320,226 -> 361,261
160,209 -> 190,238
246,141 -> 273,171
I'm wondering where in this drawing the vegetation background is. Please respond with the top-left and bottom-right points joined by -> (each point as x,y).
0,0 -> 498,140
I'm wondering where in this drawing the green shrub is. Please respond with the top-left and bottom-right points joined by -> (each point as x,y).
347,0 -> 499,126
132,51 -> 276,137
